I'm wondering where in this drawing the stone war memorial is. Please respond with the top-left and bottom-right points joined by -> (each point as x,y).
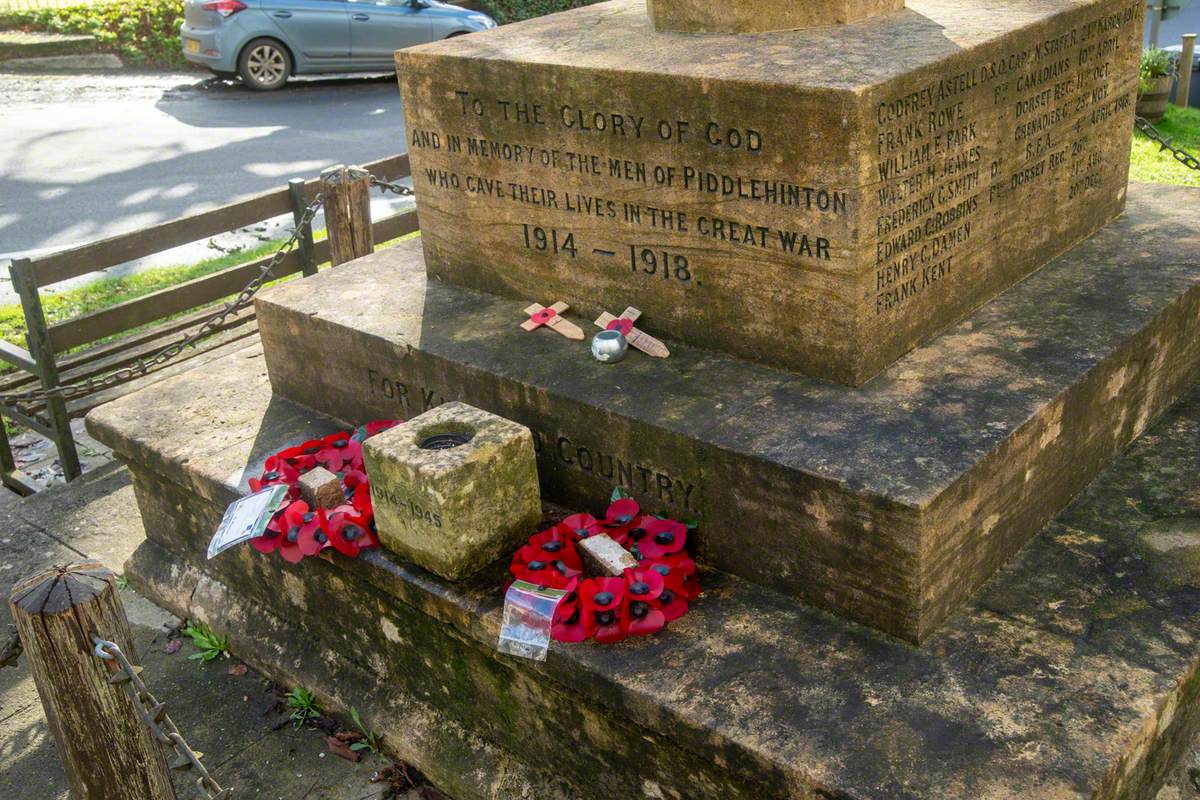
85,0 -> 1200,797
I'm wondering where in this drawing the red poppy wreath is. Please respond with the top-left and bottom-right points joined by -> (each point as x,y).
248,420 -> 400,563
509,496 -> 701,644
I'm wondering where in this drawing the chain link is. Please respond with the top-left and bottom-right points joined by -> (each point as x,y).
0,194 -> 324,407
92,636 -> 231,799
1135,114 -> 1200,171
368,175 -> 415,197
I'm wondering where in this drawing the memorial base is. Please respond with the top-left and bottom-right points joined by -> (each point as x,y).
254,183 -> 1200,643
88,347 -> 1200,800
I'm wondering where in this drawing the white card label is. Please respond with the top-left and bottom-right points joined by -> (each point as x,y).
208,484 -> 290,560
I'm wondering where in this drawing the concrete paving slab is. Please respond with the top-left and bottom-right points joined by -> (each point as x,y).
0,463 -> 442,799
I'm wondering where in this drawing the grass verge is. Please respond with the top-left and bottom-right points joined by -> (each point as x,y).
1130,104 -> 1200,187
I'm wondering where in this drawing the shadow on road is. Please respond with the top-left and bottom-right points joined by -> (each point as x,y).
0,71 -> 407,263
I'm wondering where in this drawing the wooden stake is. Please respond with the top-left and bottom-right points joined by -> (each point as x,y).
521,301 -> 585,340
321,164 -> 374,267
595,307 -> 670,358
9,563 -> 178,800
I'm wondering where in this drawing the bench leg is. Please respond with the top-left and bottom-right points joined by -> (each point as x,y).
0,411 -> 37,496
47,397 -> 82,481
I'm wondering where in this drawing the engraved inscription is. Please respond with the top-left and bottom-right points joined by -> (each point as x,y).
872,1 -> 1141,317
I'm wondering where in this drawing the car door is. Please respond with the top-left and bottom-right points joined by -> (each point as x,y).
260,0 -> 351,64
348,0 -> 433,68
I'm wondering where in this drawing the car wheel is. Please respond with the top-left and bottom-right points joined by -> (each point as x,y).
238,38 -> 291,91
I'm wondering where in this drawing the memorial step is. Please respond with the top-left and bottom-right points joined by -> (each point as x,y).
86,344 -> 1200,800
253,182 -> 1200,643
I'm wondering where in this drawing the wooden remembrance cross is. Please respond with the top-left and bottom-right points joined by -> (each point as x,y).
522,301 -> 585,340
595,307 -> 670,358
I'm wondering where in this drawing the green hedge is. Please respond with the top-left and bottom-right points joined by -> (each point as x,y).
475,0 -> 602,24
0,0 -> 599,69
0,0 -> 186,68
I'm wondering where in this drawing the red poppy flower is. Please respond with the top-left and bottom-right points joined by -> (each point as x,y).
272,500 -> 326,558
293,506 -> 331,557
249,454 -> 302,493
606,317 -> 634,336
276,441 -> 321,473
604,498 -> 640,529
556,513 -> 603,542
269,500 -> 314,563
316,433 -> 362,473
580,577 -> 626,643
645,556 -> 697,620
635,517 -> 687,559
522,528 -> 581,565
327,509 -> 374,557
551,600 -> 592,643
251,507 -> 289,555
651,553 -> 701,601
510,550 -> 580,589
622,567 -> 666,636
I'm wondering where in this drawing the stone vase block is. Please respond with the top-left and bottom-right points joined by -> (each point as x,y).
363,402 -> 542,580
395,0 -> 1142,385
645,0 -> 905,33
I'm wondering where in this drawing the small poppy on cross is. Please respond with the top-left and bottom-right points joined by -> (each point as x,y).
521,301 -> 585,340
594,307 -> 670,358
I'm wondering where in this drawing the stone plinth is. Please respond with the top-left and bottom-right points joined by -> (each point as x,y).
363,402 -> 541,581
254,184 -> 1200,643
86,346 -> 1200,800
645,0 -> 905,33
395,0 -> 1142,385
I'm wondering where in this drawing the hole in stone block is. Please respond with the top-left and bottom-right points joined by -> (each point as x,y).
419,432 -> 473,450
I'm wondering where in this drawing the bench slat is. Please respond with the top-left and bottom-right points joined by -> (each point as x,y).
47,251 -> 303,352
0,340 -> 36,372
20,152 -> 409,290
373,210 -> 420,244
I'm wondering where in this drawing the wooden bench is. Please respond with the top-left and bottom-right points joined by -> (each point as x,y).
0,155 -> 415,494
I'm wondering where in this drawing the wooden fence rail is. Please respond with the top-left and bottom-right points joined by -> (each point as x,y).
0,154 -> 414,493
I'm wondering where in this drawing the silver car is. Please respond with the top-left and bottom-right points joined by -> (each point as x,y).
181,0 -> 496,91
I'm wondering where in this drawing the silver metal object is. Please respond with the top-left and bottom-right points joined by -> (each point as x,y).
591,330 -> 629,363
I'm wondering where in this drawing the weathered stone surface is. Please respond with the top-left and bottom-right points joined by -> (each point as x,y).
94,353 -> 1200,799
253,182 -> 1200,642
577,533 -> 637,576
395,0 -> 1142,385
297,465 -> 342,509
363,402 -> 541,580
645,0 -> 905,33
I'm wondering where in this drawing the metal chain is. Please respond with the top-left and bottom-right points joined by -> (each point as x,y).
1135,114 -> 1200,171
368,175 -> 415,197
0,195 -> 324,407
93,636 -> 230,799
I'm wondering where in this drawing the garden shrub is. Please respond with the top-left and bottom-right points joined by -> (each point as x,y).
0,0 -> 186,68
476,0 -> 602,24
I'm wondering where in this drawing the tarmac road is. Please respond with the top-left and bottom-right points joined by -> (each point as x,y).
0,70 -> 409,274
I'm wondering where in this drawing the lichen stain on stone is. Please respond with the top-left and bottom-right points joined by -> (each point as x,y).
280,571 -> 308,612
1054,526 -> 1103,548
381,617 -> 404,643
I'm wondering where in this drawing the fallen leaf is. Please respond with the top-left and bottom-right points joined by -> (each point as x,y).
163,639 -> 182,655
326,735 -> 361,763
227,663 -> 247,677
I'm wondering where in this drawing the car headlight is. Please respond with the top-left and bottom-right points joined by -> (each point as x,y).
467,13 -> 496,28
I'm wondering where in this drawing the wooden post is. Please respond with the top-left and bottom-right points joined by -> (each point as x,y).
288,177 -> 319,276
9,257 -> 82,481
9,563 -> 177,800
1178,34 -> 1197,109
321,164 -> 374,267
